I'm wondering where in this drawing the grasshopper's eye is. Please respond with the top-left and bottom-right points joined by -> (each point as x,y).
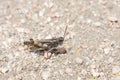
58,37 -> 64,45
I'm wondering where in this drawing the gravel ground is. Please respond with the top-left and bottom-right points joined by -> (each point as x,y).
0,0 -> 120,80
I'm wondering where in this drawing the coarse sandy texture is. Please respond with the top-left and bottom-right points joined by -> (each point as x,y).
0,0 -> 120,80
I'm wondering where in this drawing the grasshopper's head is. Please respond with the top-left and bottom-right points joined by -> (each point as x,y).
23,38 -> 34,45
58,37 -> 64,45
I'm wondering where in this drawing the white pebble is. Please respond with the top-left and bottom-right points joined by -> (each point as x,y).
42,71 -> 51,80
104,48 -> 111,54
46,17 -> 51,23
90,64 -> 97,69
86,19 -> 92,24
110,76 -> 120,80
112,66 -> 120,74
0,67 -> 9,73
65,67 -> 73,75
81,69 -> 87,75
45,35 -> 52,39
20,19 -> 26,23
108,57 -> 114,63
44,1 -> 54,8
16,27 -> 30,33
77,77 -> 82,80
3,41 -> 8,47
16,27 -> 25,33
108,16 -> 118,22
91,69 -> 100,77
39,9 -> 45,17
93,22 -> 101,27
7,38 -> 13,43
75,58 -> 83,65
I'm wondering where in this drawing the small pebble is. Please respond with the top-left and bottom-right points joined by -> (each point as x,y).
45,35 -> 52,39
41,70 -> 51,80
81,69 -> 87,75
112,66 -> 120,74
3,41 -> 8,47
16,67 -> 23,72
39,9 -> 45,17
91,69 -> 100,77
77,77 -> 82,80
110,76 -> 120,80
104,48 -> 111,54
101,1 -> 108,5
16,27 -> 25,33
108,57 -> 114,63
46,17 -> 51,23
65,67 -> 73,75
108,17 -> 118,22
0,67 -> 9,73
90,64 -> 97,69
86,19 -> 92,24
75,58 -> 83,65
93,22 -> 101,27
20,19 -> 26,23
16,27 -> 30,33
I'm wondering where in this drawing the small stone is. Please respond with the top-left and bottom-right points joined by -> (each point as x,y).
20,19 -> 26,23
104,48 -> 111,54
101,1 -> 108,5
14,52 -> 20,57
32,13 -> 38,20
50,22 -> 54,26
77,77 -> 82,80
44,1 -> 54,8
112,66 -> 120,74
65,67 -> 73,74
46,17 -> 51,23
110,76 -> 120,80
7,38 -> 13,43
80,44 -> 88,49
108,17 -> 118,22
0,67 -> 9,73
86,19 -> 92,24
16,27 -> 30,33
5,15 -> 12,20
15,75 -> 22,80
3,41 -> 8,47
91,69 -> 100,77
39,9 -> 45,17
16,27 -> 24,33
41,70 -> 51,80
59,69 -> 64,75
81,69 -> 87,75
93,22 -> 101,27
90,64 -> 97,69
45,35 -> 52,39
8,76 -> 16,80
75,58 -> 83,65
16,67 -> 23,72
7,54 -> 14,60
108,57 -> 114,63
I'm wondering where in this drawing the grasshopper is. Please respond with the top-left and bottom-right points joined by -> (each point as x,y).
23,25 -> 68,56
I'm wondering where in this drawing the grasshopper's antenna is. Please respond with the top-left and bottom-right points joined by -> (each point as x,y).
63,25 -> 68,40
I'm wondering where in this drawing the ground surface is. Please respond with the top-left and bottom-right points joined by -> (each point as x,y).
0,0 -> 120,80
